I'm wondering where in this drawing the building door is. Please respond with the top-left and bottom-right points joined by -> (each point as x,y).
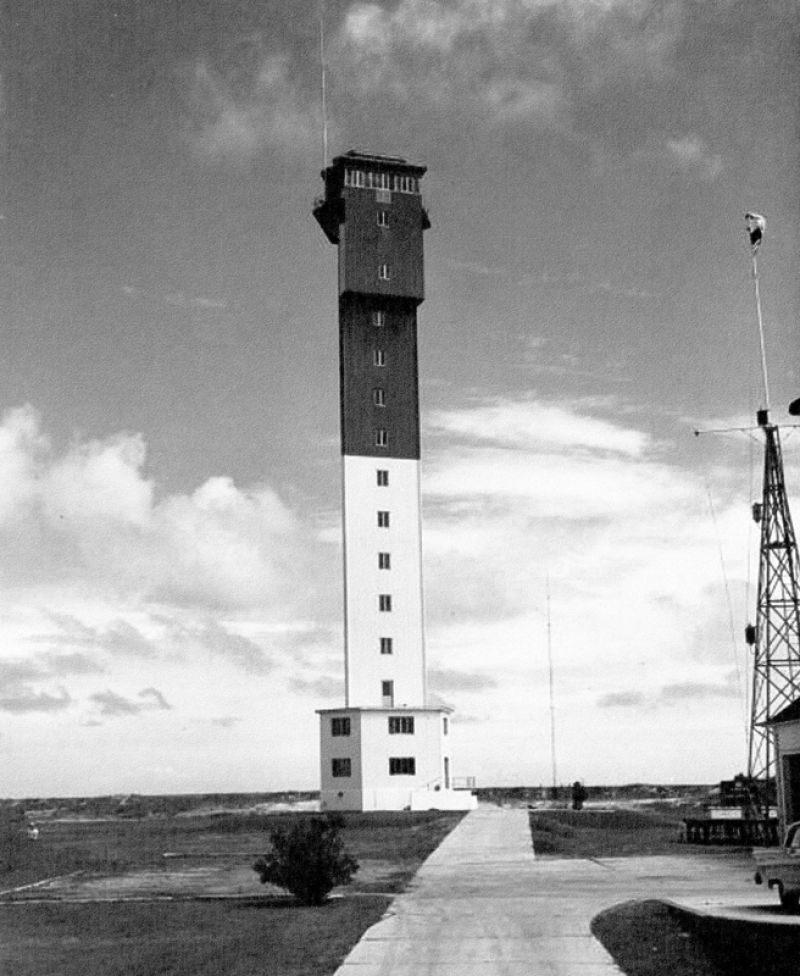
783,754 -> 800,825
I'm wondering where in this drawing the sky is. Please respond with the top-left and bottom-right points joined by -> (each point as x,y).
1,0 -> 799,797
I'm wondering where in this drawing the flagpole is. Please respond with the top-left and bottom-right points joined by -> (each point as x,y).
319,1 -> 329,169
751,250 -> 771,413
545,574 -> 557,796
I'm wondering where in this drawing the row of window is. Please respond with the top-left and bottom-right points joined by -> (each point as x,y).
344,169 -> 420,194
376,469 -> 392,655
331,715 -> 415,737
331,757 -> 417,778
332,714 -> 449,736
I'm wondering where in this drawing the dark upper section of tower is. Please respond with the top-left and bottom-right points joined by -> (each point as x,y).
314,150 -> 430,304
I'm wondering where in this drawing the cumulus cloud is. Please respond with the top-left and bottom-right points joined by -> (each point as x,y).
0,406 -> 313,614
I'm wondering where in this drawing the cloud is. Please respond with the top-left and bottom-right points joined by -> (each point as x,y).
38,616 -> 156,658
40,652 -> 106,676
0,687 -> 71,714
90,687 -> 171,717
187,620 -> 274,674
0,407 -> 314,614
210,716 -> 241,728
184,56 -> 316,161
333,0 -> 687,150
138,687 -> 172,710
658,681 -> 740,704
426,396 -> 648,455
597,690 -> 647,708
290,675 -> 345,699
664,135 -> 723,180
428,668 -> 498,692
91,690 -> 141,716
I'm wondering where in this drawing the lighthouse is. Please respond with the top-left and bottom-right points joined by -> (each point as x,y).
314,150 -> 476,811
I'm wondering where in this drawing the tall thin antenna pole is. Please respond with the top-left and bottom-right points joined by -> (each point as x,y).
319,2 -> 329,169
751,251 -> 771,412
546,575 -> 557,794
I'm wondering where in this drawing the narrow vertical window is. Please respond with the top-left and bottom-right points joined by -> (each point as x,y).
378,264 -> 390,280
375,428 -> 388,447
372,310 -> 385,327
380,637 -> 393,654
381,680 -> 394,706
379,594 -> 392,612
443,717 -> 449,736
377,210 -> 389,228
378,552 -> 391,570
377,510 -> 390,528
377,469 -> 389,487
373,388 -> 386,407
331,717 -> 351,737
374,349 -> 386,367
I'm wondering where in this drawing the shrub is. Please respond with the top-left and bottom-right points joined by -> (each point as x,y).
253,814 -> 359,905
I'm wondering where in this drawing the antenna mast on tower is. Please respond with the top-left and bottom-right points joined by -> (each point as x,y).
742,213 -> 800,801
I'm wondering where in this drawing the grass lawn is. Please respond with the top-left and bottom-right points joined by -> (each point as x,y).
592,899 -> 800,976
528,808 -> 800,976
0,898 -> 391,976
529,807 -> 693,857
0,810 -> 464,976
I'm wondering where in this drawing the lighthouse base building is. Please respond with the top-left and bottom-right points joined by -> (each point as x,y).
314,150 -> 476,812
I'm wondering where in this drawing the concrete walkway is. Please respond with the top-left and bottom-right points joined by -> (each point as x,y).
334,804 -> 781,976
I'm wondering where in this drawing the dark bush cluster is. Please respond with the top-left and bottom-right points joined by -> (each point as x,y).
253,814 -> 358,905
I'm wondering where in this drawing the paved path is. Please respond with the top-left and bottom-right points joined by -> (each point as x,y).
334,804 -> 781,976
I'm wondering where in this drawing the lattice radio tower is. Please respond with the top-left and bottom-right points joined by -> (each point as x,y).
742,213 -> 800,790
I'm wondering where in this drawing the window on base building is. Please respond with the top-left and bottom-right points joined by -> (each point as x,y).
331,717 -> 351,737
372,310 -> 385,327
332,758 -> 351,778
379,594 -> 392,612
375,428 -> 388,447
382,680 -> 394,706
377,210 -> 389,228
373,388 -> 386,407
377,510 -> 390,528
377,469 -> 389,487
378,552 -> 391,569
389,716 -> 415,734
389,757 -> 416,775
374,349 -> 386,367
380,636 -> 393,654
378,264 -> 390,280
443,716 -> 449,736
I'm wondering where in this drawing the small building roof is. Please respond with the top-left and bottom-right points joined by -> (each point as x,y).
769,698 -> 800,725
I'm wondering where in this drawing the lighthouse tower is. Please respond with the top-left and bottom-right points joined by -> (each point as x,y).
314,150 -> 475,811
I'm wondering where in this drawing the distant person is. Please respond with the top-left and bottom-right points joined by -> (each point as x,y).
571,781 -> 587,811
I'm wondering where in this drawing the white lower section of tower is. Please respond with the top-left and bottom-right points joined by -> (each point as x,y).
341,454 -> 426,708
